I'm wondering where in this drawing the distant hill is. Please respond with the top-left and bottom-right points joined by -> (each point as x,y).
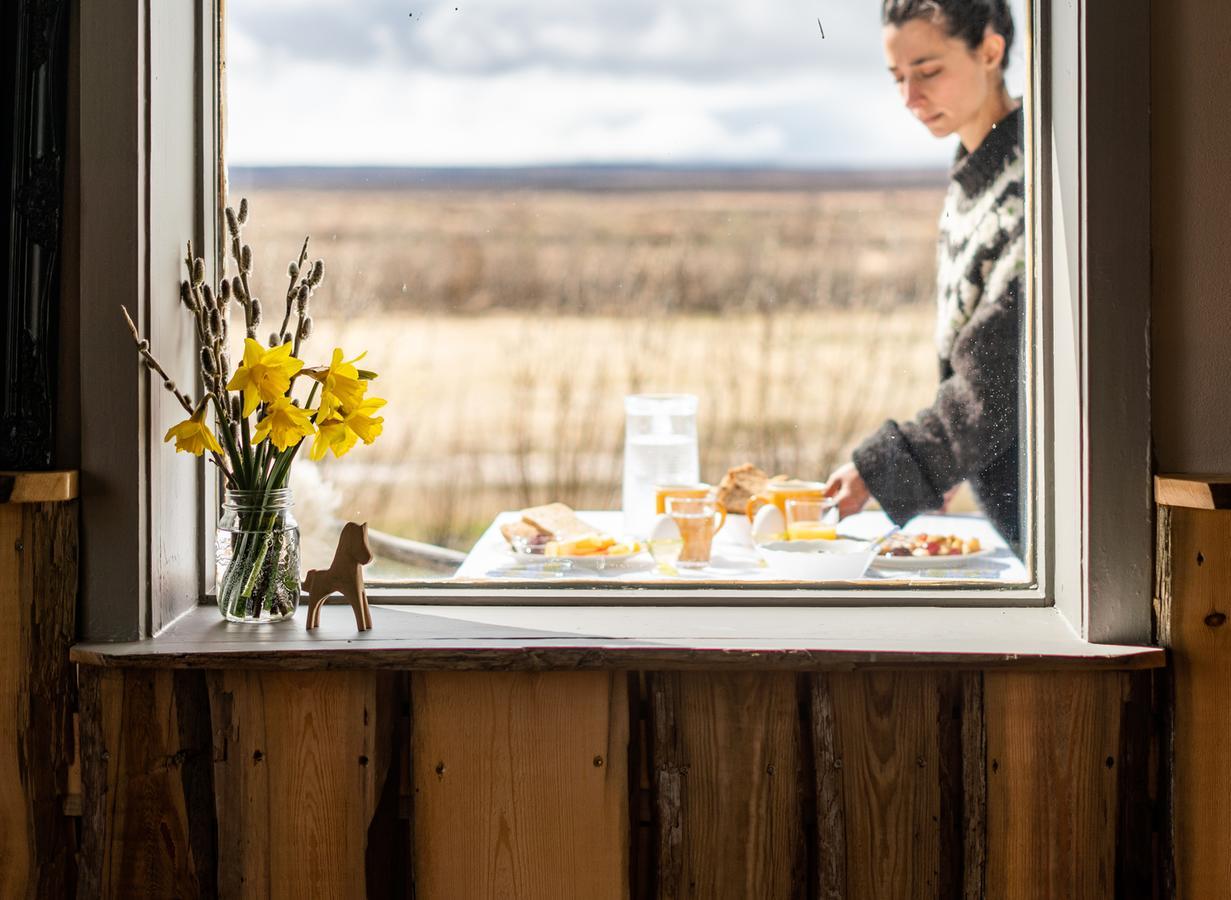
227,164 -> 948,193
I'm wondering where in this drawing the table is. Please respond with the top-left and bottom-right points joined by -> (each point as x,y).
453,510 -> 1029,583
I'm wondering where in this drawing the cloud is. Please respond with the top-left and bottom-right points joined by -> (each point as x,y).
226,0 -> 1027,166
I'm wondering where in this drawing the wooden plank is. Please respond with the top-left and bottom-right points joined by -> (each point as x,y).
651,671 -> 804,899
984,672 -> 1122,900
0,505 -> 31,897
960,674 -> 987,900
1164,506 -> 1231,899
208,670 -> 394,900
0,501 -> 78,897
76,668 -> 210,899
1155,474 -> 1231,510
0,471 -> 78,504
411,671 -> 630,899
826,672 -> 943,900
811,674 -> 846,900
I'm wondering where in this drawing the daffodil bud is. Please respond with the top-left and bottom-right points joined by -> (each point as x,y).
288,261 -> 299,279
299,316 -> 313,340
225,207 -> 239,238
238,198 -> 249,224
240,245 -> 252,274
309,260 -> 324,286
192,258 -> 205,286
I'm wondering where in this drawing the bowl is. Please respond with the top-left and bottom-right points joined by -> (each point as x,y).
757,539 -> 876,581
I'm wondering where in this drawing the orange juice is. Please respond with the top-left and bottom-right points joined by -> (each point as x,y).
786,521 -> 838,541
655,483 -> 712,515
745,481 -> 828,520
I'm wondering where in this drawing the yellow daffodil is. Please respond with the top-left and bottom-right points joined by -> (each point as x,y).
253,397 -> 315,451
226,338 -> 304,417
309,417 -> 359,461
343,396 -> 385,444
163,402 -> 223,456
316,348 -> 369,420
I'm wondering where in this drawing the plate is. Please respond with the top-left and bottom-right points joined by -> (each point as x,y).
870,547 -> 996,569
509,537 -> 646,571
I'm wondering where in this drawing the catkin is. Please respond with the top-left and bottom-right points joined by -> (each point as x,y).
225,207 -> 239,238
238,198 -> 249,225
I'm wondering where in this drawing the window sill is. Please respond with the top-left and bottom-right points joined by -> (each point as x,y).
70,604 -> 1163,671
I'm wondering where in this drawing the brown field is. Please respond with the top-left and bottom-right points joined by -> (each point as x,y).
232,185 -> 950,557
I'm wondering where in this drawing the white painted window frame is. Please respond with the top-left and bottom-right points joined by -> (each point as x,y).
76,0 -> 1150,644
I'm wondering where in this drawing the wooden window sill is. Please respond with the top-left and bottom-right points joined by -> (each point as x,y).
70,604 -> 1164,671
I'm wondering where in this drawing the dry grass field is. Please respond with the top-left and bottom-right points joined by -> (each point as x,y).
233,183 -> 949,553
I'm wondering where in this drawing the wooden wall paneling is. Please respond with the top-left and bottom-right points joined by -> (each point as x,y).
812,672 -> 973,900
0,500 -> 77,898
651,671 -> 804,900
410,671 -> 630,900
1158,505 -> 1231,900
984,672 -> 1122,900
208,670 -> 395,900
0,502 -> 78,896
76,666 -> 213,899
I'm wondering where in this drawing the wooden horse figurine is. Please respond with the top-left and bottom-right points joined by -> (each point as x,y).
304,522 -> 374,631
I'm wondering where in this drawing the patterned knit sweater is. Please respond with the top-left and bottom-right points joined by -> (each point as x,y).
852,106 -> 1026,546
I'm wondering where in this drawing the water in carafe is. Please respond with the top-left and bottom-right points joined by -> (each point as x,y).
623,394 -> 699,536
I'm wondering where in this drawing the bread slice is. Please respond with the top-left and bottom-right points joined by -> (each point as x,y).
500,520 -> 545,545
715,464 -> 770,516
519,503 -> 597,540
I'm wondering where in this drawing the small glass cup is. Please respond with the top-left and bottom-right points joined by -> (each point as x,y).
785,497 -> 838,541
666,496 -> 727,568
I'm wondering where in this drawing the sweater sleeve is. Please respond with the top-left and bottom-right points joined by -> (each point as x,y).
852,254 -> 1023,526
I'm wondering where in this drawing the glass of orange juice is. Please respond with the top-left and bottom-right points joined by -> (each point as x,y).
784,497 -> 838,541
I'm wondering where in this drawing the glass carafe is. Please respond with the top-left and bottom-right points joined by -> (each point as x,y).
623,394 -> 699,536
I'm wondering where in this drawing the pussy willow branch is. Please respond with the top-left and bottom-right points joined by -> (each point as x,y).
277,236 -> 310,341
120,305 -> 195,414
183,242 -> 231,423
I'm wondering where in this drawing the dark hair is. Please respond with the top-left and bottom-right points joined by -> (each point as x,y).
882,0 -> 1015,70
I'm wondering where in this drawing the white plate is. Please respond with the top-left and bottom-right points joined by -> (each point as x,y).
509,542 -> 647,571
870,547 -> 996,569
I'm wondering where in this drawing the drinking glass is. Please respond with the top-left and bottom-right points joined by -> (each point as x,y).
785,497 -> 838,541
666,496 -> 726,568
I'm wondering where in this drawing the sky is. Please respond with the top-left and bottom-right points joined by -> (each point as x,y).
226,0 -> 1027,169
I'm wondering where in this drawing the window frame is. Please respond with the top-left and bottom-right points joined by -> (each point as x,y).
76,0 -> 1151,644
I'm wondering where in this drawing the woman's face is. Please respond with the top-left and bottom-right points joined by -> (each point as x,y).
883,18 -> 1005,139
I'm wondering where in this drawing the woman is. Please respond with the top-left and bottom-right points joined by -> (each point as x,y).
825,0 -> 1025,549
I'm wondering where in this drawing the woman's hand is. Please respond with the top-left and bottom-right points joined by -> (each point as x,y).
824,462 -> 872,519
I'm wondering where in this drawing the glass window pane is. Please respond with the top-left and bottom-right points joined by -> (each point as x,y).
223,0 -> 1032,591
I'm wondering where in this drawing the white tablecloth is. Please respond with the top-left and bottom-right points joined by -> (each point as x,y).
452,510 -> 1028,583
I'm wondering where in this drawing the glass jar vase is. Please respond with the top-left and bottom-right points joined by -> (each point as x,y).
215,488 -> 301,623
